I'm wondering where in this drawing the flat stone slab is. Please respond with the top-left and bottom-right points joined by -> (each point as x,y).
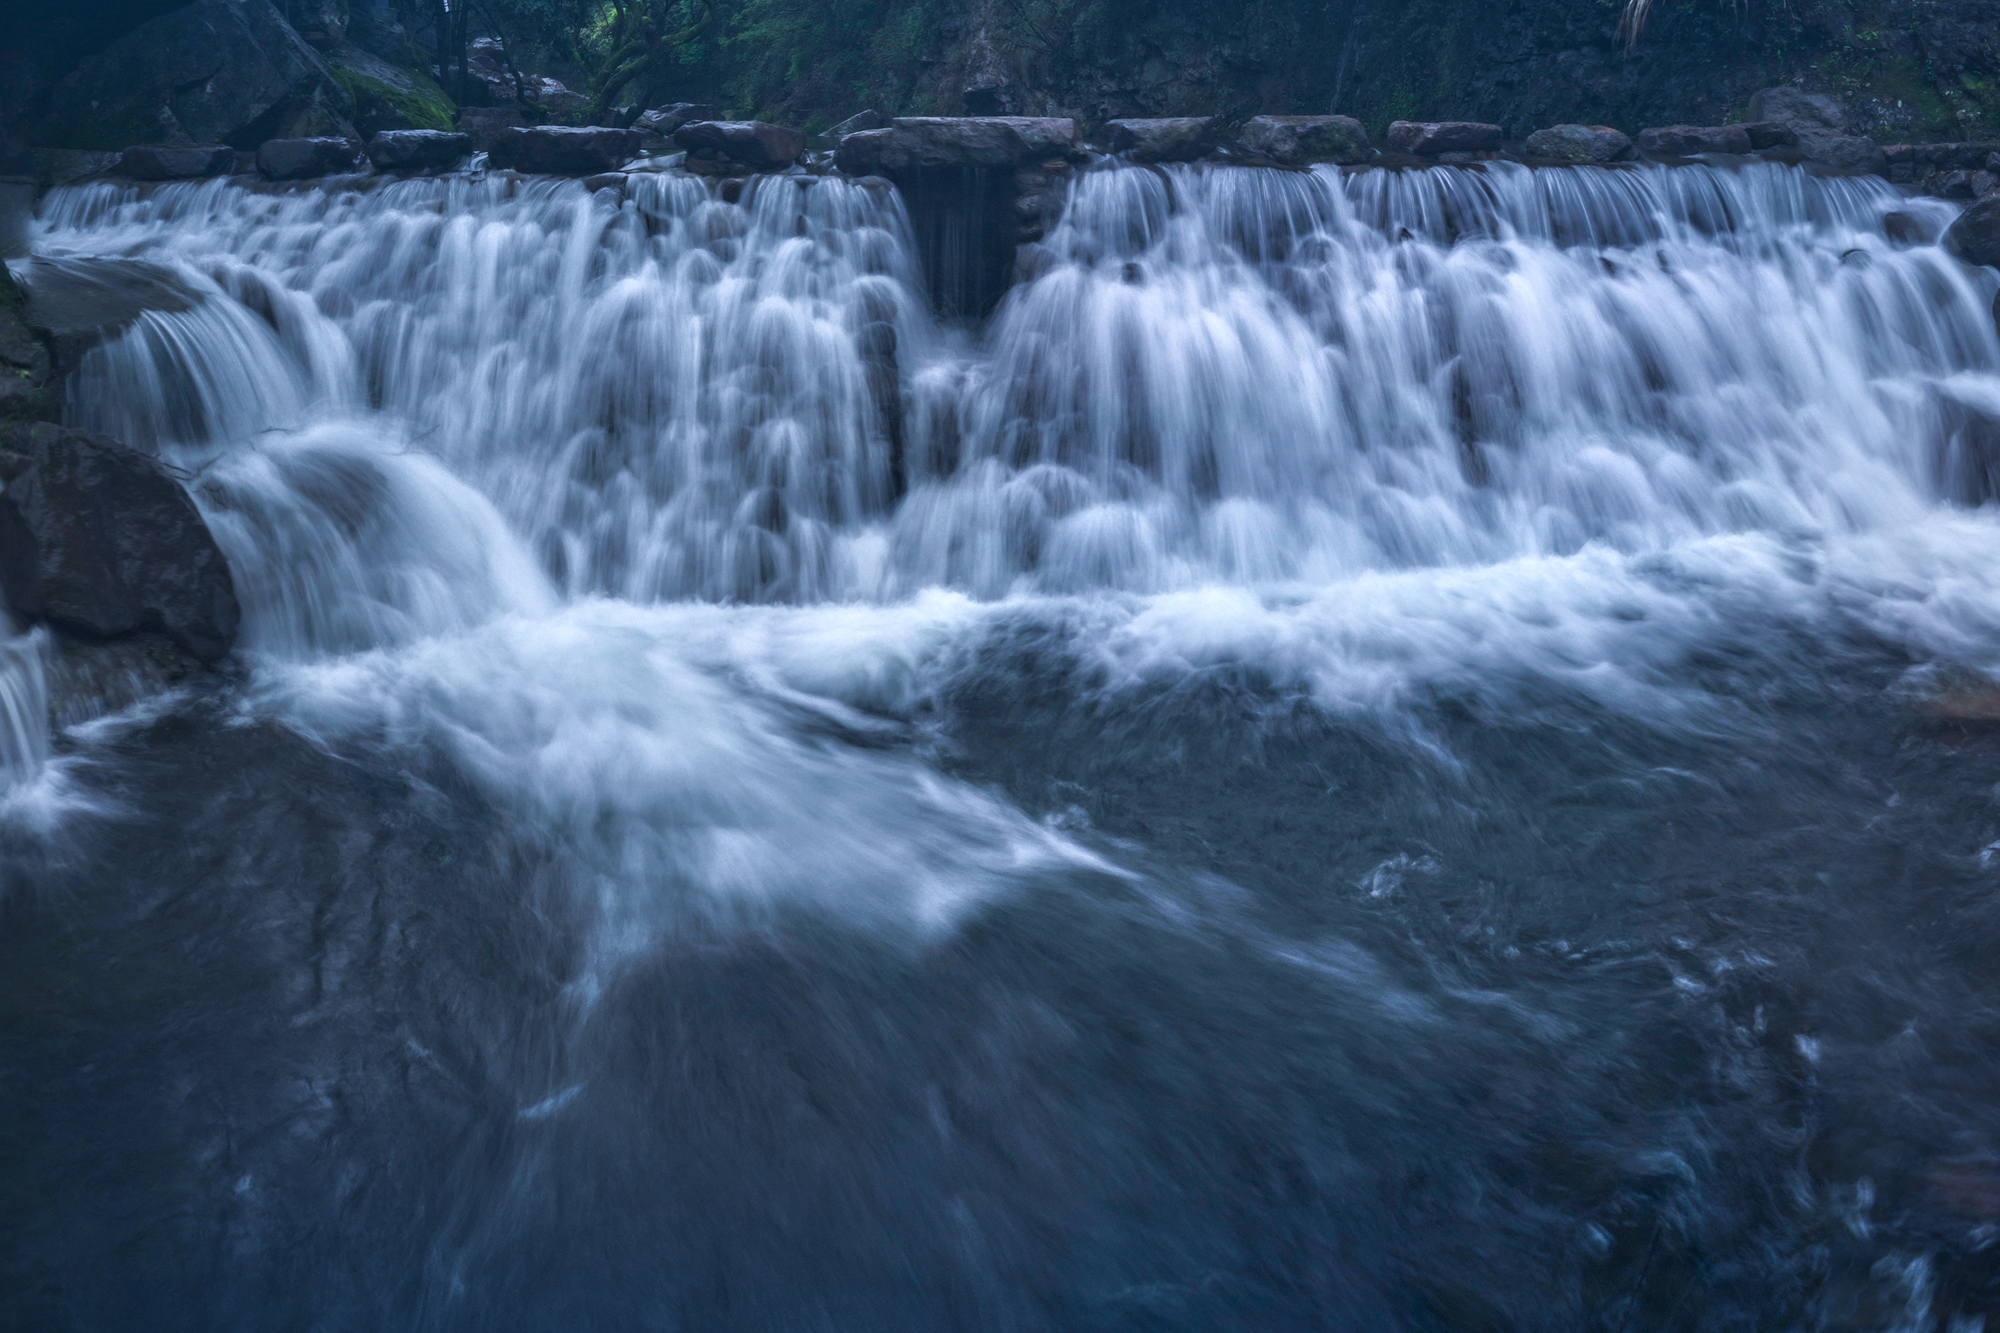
835,117 -> 1079,174
489,126 -> 645,175
1387,121 -> 1503,155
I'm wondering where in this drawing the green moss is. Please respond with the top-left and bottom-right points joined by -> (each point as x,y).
326,61 -> 457,137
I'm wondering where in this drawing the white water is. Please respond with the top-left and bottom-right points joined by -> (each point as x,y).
23,160 -> 2000,906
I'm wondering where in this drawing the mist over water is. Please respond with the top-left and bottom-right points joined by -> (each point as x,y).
8,159 -> 2000,1330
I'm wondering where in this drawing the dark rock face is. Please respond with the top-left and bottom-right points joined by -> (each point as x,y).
489,126 -> 644,174
117,144 -> 238,180
39,0 -> 356,151
671,121 -> 806,172
0,423 -> 239,662
256,136 -> 363,179
1946,196 -> 2000,267
364,129 -> 472,171
1239,115 -> 1370,164
1638,124 -> 1754,156
834,118 -> 1079,174
1523,124 -> 1634,163
1387,121 -> 1503,155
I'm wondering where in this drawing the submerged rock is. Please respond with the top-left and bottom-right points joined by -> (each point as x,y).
1239,115 -> 1370,165
117,144 -> 238,181
364,129 -> 472,171
257,136 -> 364,179
1387,121 -> 1503,155
1523,124 -> 1634,163
1100,117 -> 1218,163
1638,124 -> 1753,156
1946,195 -> 2000,268
0,423 -> 239,662
489,126 -> 645,175
670,121 -> 804,172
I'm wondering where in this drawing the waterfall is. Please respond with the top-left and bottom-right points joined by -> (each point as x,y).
0,625 -> 49,789
34,164 -> 1999,620
15,159 -> 2000,1331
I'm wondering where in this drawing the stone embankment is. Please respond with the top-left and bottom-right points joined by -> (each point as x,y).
29,81 -> 1999,215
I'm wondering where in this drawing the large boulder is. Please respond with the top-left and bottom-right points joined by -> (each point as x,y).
1638,124 -> 1754,156
117,144 -> 239,181
671,121 -> 806,172
1100,117 -> 1218,163
257,136 -> 363,179
1238,115 -> 1370,165
489,126 -> 645,174
1741,122 -> 1799,149
1746,88 -> 1847,135
364,129 -> 471,171
1524,124 -> 1634,163
1946,196 -> 2000,268
322,43 -> 456,137
1796,133 -> 1887,173
0,423 -> 239,662
39,0 -> 356,151
1387,121 -> 1503,155
834,117 -> 1080,174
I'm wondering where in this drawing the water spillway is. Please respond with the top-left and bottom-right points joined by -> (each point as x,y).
6,159 -> 2000,1330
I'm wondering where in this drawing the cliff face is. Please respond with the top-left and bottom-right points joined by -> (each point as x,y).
688,0 -> 2000,141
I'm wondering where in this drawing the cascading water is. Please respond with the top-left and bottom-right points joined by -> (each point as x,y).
9,159 -> 2000,1331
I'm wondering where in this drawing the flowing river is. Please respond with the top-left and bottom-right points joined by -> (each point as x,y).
5,158 -> 2000,1330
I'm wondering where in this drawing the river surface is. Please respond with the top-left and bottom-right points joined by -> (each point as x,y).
6,160 -> 2000,1331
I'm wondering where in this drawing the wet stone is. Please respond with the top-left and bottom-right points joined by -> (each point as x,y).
1387,121 -> 1503,156
365,129 -> 472,172
257,137 -> 365,180
118,144 -> 237,180
489,126 -> 645,175
1523,124 -> 1634,164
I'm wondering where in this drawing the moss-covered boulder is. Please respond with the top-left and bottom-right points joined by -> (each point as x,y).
323,43 -> 457,137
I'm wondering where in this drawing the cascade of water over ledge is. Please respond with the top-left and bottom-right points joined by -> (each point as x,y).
9,159 -> 2000,1331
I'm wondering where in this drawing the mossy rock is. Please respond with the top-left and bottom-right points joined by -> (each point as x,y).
324,44 -> 455,136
